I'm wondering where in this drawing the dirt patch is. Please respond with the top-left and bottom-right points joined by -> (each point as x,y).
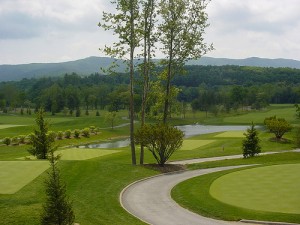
142,163 -> 187,173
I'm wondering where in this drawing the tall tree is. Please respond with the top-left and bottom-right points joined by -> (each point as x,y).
139,0 -> 157,165
158,0 -> 213,123
100,0 -> 141,165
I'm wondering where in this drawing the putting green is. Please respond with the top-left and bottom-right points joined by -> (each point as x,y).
214,131 -> 244,138
0,161 -> 49,194
56,148 -> 120,160
210,164 -> 300,214
180,140 -> 215,150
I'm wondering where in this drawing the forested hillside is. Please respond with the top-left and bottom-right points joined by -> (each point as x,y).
0,65 -> 299,116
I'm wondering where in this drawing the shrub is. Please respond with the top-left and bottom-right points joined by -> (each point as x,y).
135,123 -> 184,166
81,128 -> 90,138
96,111 -> 100,116
85,110 -> 89,116
26,133 -> 35,144
57,131 -> 64,140
89,126 -> 95,134
74,129 -> 80,138
64,130 -> 72,139
75,108 -> 80,117
47,131 -> 57,142
3,137 -> 11,146
264,116 -> 293,140
11,136 -> 19,145
18,135 -> 26,144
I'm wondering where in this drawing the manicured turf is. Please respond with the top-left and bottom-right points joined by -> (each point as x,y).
0,161 -> 49,194
210,164 -> 300,214
56,148 -> 121,160
180,140 -> 215,150
214,131 -> 245,138
0,125 -> 25,130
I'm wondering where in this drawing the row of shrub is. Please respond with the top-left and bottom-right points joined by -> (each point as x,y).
2,126 -> 101,146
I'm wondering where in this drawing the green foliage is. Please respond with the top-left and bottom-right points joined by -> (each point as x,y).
265,116 -> 293,140
135,123 -> 184,166
81,128 -> 90,138
47,131 -> 57,142
73,129 -> 80,138
11,136 -> 19,145
96,111 -> 100,116
64,130 -> 72,139
105,111 -> 117,129
3,137 -> 11,146
242,123 -> 261,158
28,108 -> 53,159
57,131 -> 63,140
41,150 -> 75,225
18,135 -> 26,144
75,108 -> 80,117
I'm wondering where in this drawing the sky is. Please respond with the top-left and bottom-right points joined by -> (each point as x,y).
0,0 -> 299,65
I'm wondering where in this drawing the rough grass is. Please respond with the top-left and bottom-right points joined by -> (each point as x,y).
0,161 -> 49,194
180,140 -> 216,150
210,164 -> 300,214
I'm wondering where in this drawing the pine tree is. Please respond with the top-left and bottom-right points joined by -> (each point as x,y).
242,122 -> 261,158
41,150 -> 75,225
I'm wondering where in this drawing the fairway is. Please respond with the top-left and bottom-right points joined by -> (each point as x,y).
56,148 -> 121,160
180,140 -> 215,150
210,164 -> 300,214
0,161 -> 49,194
0,124 -> 25,129
214,131 -> 244,138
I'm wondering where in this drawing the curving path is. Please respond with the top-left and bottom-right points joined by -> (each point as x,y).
121,165 -> 254,225
121,150 -> 300,225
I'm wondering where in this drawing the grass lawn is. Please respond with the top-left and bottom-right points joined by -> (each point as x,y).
214,131 -> 245,138
0,161 -> 49,194
210,164 -> 300,214
180,140 -> 216,150
172,153 -> 300,224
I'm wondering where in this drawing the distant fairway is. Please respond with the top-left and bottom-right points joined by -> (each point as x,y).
180,140 -> 215,150
210,164 -> 300,214
0,124 -> 25,129
214,131 -> 244,138
0,161 -> 49,194
56,148 -> 120,160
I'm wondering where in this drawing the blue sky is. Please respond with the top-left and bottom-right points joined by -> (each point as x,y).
0,0 -> 299,64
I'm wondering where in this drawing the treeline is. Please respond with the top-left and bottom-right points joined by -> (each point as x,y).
0,65 -> 299,116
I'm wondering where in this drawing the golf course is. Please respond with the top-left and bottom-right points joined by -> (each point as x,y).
0,104 -> 299,224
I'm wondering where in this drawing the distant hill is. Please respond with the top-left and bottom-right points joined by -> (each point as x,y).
1,56 -> 300,82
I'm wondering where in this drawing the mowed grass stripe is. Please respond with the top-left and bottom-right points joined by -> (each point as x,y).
180,140 -> 215,150
214,131 -> 244,138
56,148 -> 121,160
0,124 -> 26,129
210,164 -> 300,214
0,161 -> 49,194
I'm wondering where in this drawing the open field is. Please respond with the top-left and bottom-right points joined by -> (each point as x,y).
0,104 -> 298,224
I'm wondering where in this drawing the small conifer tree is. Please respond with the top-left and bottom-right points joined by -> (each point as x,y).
242,122 -> 261,158
41,150 -> 75,225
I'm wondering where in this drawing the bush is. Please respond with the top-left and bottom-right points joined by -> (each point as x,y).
96,111 -> 100,116
64,130 -> 72,139
26,133 -> 35,144
75,108 -> 80,117
135,123 -> 184,166
85,110 -> 89,116
47,131 -> 57,142
89,126 -> 95,134
3,137 -> 11,146
81,128 -> 90,138
57,131 -> 64,140
264,116 -> 293,140
18,135 -> 26,144
74,129 -> 80,138
11,136 -> 19,145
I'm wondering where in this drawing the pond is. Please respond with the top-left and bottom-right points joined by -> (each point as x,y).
79,124 -> 250,149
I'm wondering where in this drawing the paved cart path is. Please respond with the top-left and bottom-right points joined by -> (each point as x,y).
121,150 -> 300,225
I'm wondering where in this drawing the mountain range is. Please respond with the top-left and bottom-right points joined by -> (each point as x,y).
1,56 -> 300,82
